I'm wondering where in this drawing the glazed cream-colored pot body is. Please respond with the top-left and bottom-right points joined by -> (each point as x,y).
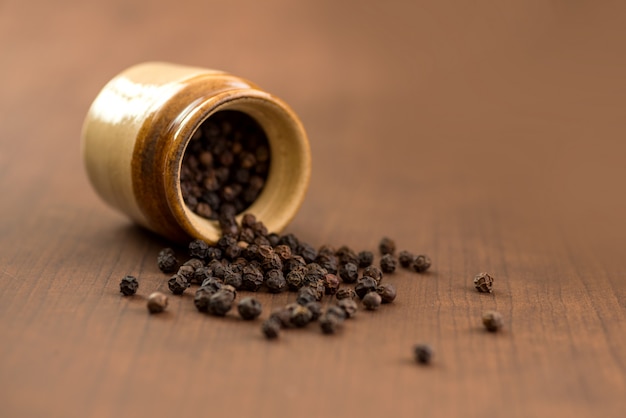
82,62 -> 311,243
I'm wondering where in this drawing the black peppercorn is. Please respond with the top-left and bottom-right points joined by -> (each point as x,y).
335,288 -> 357,300
261,253 -> 283,272
355,277 -> 378,299
362,291 -> 382,310
177,265 -> 195,282
414,343 -> 433,364
305,301 -> 323,321
474,272 -> 494,293
482,310 -> 504,332
297,242 -> 318,264
147,292 -> 168,314
183,258 -> 205,270
319,315 -> 341,334
286,265 -> 307,291
194,286 -> 214,312
168,274 -> 190,295
398,250 -> 414,268
223,268 -> 243,289
265,269 -> 287,293
205,246 -> 223,262
336,298 -> 358,318
323,273 -> 340,295
290,304 -> 313,327
237,297 -> 262,320
296,286 -> 318,305
379,237 -> 396,255
273,244 -> 292,262
338,262 -> 359,283
119,275 -> 138,296
207,289 -> 235,316
278,233 -> 299,252
380,254 -> 397,273
200,277 -> 223,293
315,254 -> 338,274
262,317 -> 281,339
357,251 -> 374,268
412,255 -> 431,273
242,264 -> 264,291
337,247 -> 359,266
189,239 -> 209,259
376,283 -> 397,303
157,248 -> 179,273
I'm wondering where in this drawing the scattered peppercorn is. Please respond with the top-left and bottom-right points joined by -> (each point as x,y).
157,248 -> 179,273
305,301 -> 323,321
189,239 -> 209,259
482,310 -> 504,332
262,317 -> 281,339
323,273 -> 340,295
119,275 -> 139,296
362,292 -> 382,310
290,304 -> 313,327
338,262 -> 359,283
237,297 -> 262,320
379,237 -> 396,255
414,343 -> 433,364
167,274 -> 190,295
376,283 -> 397,303
362,265 -> 383,284
147,292 -> 168,314
357,251 -> 374,268
265,269 -> 287,293
412,255 -> 431,273
355,277 -> 378,299
336,298 -> 358,318
207,289 -> 235,316
398,250 -> 415,268
474,272 -> 494,293
380,254 -> 397,273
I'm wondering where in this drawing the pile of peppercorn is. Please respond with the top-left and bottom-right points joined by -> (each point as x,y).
152,213 -> 431,339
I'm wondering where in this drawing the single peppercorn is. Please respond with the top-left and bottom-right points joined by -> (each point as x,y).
265,269 -> 287,293
205,246 -> 223,262
412,255 -> 431,273
147,292 -> 168,314
304,263 -> 327,285
286,265 -> 307,291
194,286 -> 214,312
157,248 -> 179,273
223,268 -> 243,289
269,305 -> 297,328
296,286 -> 318,305
376,283 -> 397,303
323,273 -> 340,295
290,304 -> 314,327
357,251 -> 374,268
189,239 -> 209,259
326,305 -> 348,321
355,277 -> 378,299
119,275 -> 139,296
176,265 -> 195,282
283,255 -> 306,275
242,264 -> 264,291
335,288 -> 357,300
414,343 -> 433,365
168,274 -> 190,295
362,265 -> 383,284
262,317 -> 281,339
337,248 -> 359,266
319,308 -> 345,335
336,298 -> 358,319
482,310 -> 504,332
379,237 -> 396,255
297,242 -> 318,264
273,245 -> 292,262
338,262 -> 359,284
362,291 -> 382,310
305,301 -> 323,321
261,253 -> 283,272
183,257 -> 204,270
207,289 -> 235,316
380,254 -> 397,273
237,297 -> 262,320
398,250 -> 415,268
474,272 -> 494,293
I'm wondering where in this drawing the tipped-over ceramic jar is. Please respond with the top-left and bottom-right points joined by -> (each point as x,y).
81,62 -> 311,243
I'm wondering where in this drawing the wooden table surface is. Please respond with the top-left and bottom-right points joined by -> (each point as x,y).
2,1 -> 626,417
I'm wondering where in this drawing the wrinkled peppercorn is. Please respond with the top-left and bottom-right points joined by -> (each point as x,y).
376,283 -> 397,303
474,272 -> 494,293
262,317 -> 281,339
147,292 -> 168,314
168,274 -> 190,295
335,288 -> 357,300
323,273 -> 340,295
183,258 -> 204,271
273,245 -> 292,262
362,291 -> 382,310
290,304 -> 313,327
398,250 -> 414,268
194,286 -> 214,312
315,254 -> 338,274
237,297 -> 262,320
265,269 -> 287,293
177,265 -> 195,282
286,265 -> 307,291
482,310 -> 504,332
296,286 -> 319,305
207,289 -> 235,316
283,255 -> 306,275
355,277 -> 378,299
412,255 -> 431,273
189,239 -> 209,259
339,262 -> 359,283
357,251 -> 374,268
379,237 -> 396,255
242,264 -> 264,291
380,254 -> 397,273
157,248 -> 179,273
119,275 -> 139,296
414,343 -> 433,364
337,298 -> 358,318
223,268 -> 243,289
305,301 -> 323,321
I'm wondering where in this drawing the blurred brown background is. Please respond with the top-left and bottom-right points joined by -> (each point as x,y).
1,1 -> 625,417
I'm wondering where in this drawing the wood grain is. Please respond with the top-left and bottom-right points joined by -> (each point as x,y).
1,1 -> 626,417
